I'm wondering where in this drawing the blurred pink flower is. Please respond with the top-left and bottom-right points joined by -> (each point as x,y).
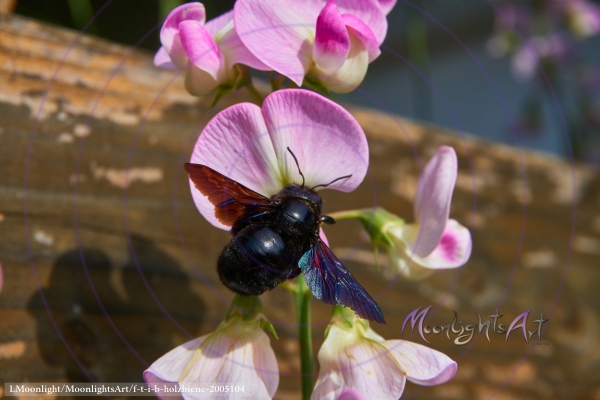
312,306 -> 457,400
234,0 -> 389,93
155,2 -> 270,97
188,88 -> 369,231
511,34 -> 572,80
564,0 -> 600,37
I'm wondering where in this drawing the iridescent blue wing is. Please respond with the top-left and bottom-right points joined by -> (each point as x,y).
299,239 -> 386,324
184,163 -> 275,226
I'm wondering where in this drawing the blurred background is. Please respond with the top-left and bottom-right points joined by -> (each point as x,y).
13,0 -> 600,162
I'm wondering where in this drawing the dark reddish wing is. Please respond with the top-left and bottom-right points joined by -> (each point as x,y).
298,239 -> 386,324
184,163 -> 274,226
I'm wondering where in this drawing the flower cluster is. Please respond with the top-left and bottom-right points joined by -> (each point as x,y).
155,0 -> 394,99
147,1 -> 472,399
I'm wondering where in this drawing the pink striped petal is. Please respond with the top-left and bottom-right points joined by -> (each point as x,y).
234,0 -> 315,86
154,46 -> 179,71
261,89 -> 368,192
314,0 -> 350,74
161,2 -> 206,68
341,14 -> 381,62
217,25 -> 271,71
383,340 -> 457,386
190,89 -> 368,229
179,20 -> 224,80
412,146 -> 457,257
190,103 -> 279,230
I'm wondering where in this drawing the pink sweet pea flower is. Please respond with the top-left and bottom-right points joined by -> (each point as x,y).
384,146 -> 471,278
155,2 -> 270,97
564,0 -> 600,38
188,88 -> 369,230
312,306 -> 456,400
144,296 -> 278,400
234,0 -> 388,93
354,146 -> 470,279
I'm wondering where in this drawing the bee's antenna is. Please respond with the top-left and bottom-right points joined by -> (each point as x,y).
286,147 -> 305,187
310,174 -> 352,191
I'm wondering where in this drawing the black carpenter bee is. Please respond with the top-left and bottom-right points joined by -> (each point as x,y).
184,148 -> 385,323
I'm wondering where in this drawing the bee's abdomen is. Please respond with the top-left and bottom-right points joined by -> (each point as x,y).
218,225 -> 299,295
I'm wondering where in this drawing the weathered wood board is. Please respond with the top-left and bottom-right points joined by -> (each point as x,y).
1,14 -> 599,400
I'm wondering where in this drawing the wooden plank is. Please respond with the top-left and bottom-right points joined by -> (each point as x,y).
1,14 -> 599,400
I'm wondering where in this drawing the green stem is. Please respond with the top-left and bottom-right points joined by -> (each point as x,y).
246,84 -> 264,105
327,209 -> 368,221
295,275 -> 313,400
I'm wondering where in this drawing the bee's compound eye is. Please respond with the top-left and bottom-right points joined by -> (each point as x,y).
320,215 -> 336,225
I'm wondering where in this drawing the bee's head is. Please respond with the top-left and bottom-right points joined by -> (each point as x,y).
277,184 -> 323,211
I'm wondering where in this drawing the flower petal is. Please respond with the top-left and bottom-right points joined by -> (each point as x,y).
377,0 -> 397,15
190,103 -> 280,230
234,0 -> 316,85
161,3 -> 206,68
184,63 -> 219,97
214,14 -> 272,71
338,389 -> 367,400
313,325 -> 406,400
410,219 -> 472,269
320,228 -> 329,246
313,28 -> 369,93
313,0 -> 350,74
179,330 -> 277,400
179,20 -> 224,80
412,146 -> 457,257
204,10 -> 234,37
154,46 -> 180,71
383,340 -> 457,386
335,0 -> 388,44
143,337 -> 204,386
341,14 -> 381,62
261,89 -> 369,191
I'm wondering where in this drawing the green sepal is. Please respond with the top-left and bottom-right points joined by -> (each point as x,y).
226,294 -> 263,321
302,76 -> 332,98
354,207 -> 403,248
260,319 -> 279,340
225,294 -> 278,338
210,65 -> 252,107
